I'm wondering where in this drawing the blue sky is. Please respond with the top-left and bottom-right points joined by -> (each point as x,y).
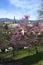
0,0 -> 40,20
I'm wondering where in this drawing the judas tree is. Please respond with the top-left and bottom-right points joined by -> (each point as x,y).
11,27 -> 30,56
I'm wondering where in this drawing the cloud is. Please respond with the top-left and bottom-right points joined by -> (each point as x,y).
0,9 -> 14,19
0,0 -> 40,20
9,0 -> 39,9
0,9 -> 23,19
0,8 -> 38,20
9,0 -> 28,8
8,0 -> 39,20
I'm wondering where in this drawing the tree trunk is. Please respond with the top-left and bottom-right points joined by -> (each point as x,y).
35,44 -> 38,54
12,46 -> 15,56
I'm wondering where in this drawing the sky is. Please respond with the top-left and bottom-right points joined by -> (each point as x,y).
0,0 -> 41,20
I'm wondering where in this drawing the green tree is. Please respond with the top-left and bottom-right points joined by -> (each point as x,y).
0,32 -> 10,52
4,24 -> 8,30
38,0 -> 43,22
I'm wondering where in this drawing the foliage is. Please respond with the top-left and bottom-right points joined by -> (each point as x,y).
0,32 -> 10,51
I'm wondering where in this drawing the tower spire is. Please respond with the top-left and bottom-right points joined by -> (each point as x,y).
14,16 -> 16,23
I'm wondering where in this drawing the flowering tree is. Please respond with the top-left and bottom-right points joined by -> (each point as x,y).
11,26 -> 31,56
24,15 -> 29,20
11,21 -> 43,55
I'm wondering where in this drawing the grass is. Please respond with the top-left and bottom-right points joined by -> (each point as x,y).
19,51 -> 43,65
0,46 -> 43,65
